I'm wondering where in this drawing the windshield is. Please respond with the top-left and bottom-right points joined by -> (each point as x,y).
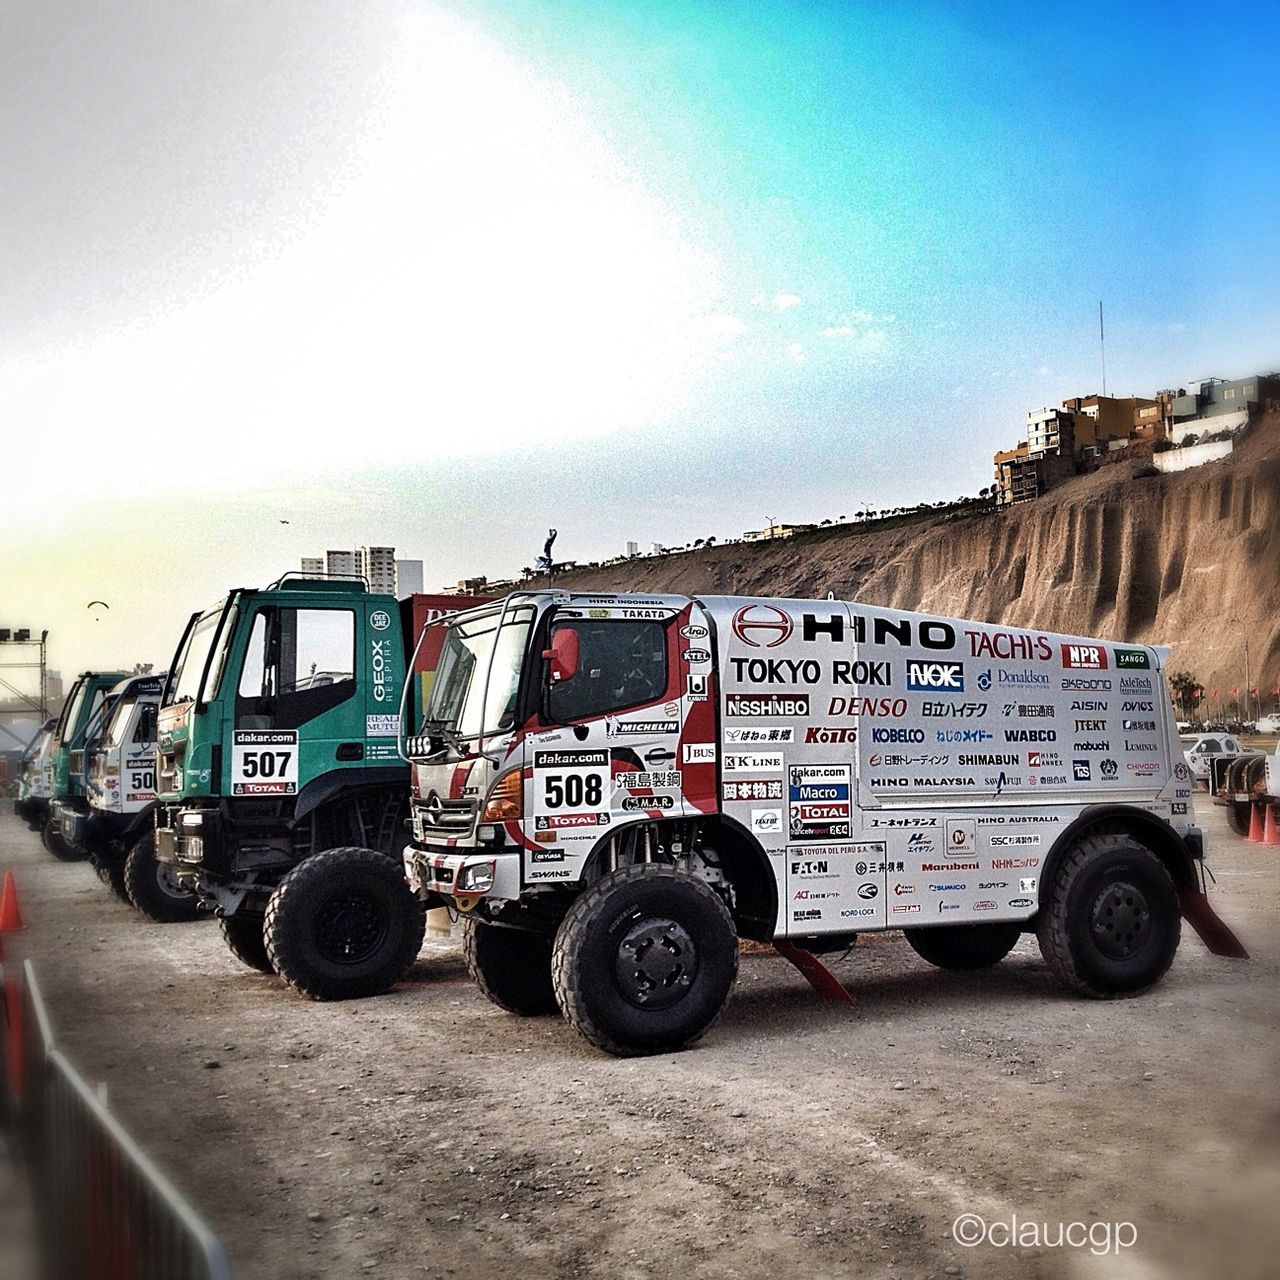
80,695 -> 117,750
55,679 -> 87,745
170,606 -> 233,704
103,694 -> 140,749
423,606 -> 534,740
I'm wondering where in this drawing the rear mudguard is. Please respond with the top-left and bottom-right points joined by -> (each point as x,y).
1179,890 -> 1249,959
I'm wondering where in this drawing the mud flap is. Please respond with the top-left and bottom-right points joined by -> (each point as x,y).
773,940 -> 856,1005
1178,889 -> 1249,959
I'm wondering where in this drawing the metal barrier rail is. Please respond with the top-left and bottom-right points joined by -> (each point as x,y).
6,960 -> 231,1280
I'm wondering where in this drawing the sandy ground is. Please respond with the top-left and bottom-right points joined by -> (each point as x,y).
2,799 -> 1278,1280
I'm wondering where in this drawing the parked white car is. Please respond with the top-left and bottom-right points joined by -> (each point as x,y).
1181,733 -> 1248,784
1255,715 -> 1280,735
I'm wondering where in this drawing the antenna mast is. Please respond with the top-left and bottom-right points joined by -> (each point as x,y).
1099,300 -> 1107,397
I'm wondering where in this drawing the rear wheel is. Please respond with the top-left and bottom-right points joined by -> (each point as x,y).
1036,831 -> 1180,997
264,847 -> 426,1000
42,817 -> 82,861
903,922 -> 1021,970
95,858 -> 131,904
124,832 -> 202,922
551,864 -> 738,1058
220,912 -> 273,973
464,919 -> 559,1015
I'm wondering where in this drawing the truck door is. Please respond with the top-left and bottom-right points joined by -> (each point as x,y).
523,602 -> 711,884
231,604 -> 358,799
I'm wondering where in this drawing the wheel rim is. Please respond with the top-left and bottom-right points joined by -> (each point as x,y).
155,860 -> 193,901
1090,880 -> 1152,959
613,916 -> 698,1010
314,891 -> 389,965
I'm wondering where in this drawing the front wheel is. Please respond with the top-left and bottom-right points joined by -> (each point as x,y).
94,857 -> 131,904
220,912 -> 273,973
1036,832 -> 1180,997
464,919 -> 559,1015
264,847 -> 426,1000
42,817 -> 82,861
551,864 -> 738,1057
904,922 -> 1022,970
124,832 -> 203,922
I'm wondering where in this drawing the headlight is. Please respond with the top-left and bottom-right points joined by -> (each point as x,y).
180,812 -> 204,828
456,860 -> 496,894
480,772 -> 523,823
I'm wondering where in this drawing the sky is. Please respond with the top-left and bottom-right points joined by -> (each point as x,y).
2,0 -> 1278,686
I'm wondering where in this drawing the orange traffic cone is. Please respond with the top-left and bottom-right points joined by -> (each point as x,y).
1264,804 -> 1280,847
0,871 -> 24,933
1247,802 -> 1265,844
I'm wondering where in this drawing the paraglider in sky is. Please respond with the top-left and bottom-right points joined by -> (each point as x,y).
87,600 -> 110,621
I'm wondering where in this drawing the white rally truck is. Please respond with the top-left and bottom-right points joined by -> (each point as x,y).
399,591 -> 1246,1056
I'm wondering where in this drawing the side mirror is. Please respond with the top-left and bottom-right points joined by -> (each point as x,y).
542,628 -> 580,684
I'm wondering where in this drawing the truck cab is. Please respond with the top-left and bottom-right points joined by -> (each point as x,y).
402,591 -> 1244,1057
44,669 -> 131,859
152,575 -> 464,995
13,717 -> 56,828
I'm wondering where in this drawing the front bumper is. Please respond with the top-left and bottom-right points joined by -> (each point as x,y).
403,845 -> 523,905
54,799 -> 91,849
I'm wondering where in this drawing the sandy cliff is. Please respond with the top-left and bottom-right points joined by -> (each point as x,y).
547,412 -> 1280,695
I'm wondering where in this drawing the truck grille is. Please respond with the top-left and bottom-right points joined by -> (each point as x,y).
413,796 -> 476,839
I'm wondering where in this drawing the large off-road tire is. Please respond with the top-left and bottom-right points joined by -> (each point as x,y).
264,847 -> 426,1000
903,922 -> 1022,970
220,912 -> 273,973
1225,799 -> 1252,837
551,864 -> 738,1058
1036,831 -> 1180,998
42,816 -> 83,861
464,919 -> 559,1015
124,832 -> 202,922
94,858 -> 131,904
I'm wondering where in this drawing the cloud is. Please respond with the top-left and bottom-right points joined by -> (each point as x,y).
707,312 -> 747,341
769,291 -> 802,311
786,341 -> 805,363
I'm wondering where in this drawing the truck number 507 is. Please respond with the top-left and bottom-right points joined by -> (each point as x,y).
543,774 -> 603,809
241,751 -> 292,778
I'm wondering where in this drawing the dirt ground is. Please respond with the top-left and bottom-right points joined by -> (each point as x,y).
3,798 -> 1278,1280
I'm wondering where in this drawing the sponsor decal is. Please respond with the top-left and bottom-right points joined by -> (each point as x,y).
973,900 -> 997,911
1019,877 -> 1038,893
991,857 -> 1040,869
724,727 -> 794,743
1071,700 -> 1107,712
1114,647 -> 1150,669
805,613 -> 957,649
1074,740 -> 1110,752
792,908 -> 823,922
958,753 -> 1018,766
841,907 -> 877,919
857,883 -> 879,899
1005,729 -> 1056,742
922,701 -> 988,718
528,869 -> 571,880
366,714 -> 399,737
536,749 -> 609,768
788,764 -> 852,840
535,812 -> 609,829
624,771 -> 681,790
939,901 -> 961,913
1125,741 -> 1158,753
682,648 -> 711,663
723,780 -> 784,801
1120,675 -> 1153,693
965,630 -> 1053,661
732,604 -> 793,648
1126,761 -> 1160,774
369,610 -> 392,631
907,661 -> 964,691
1123,719 -> 1157,732
606,719 -> 680,736
997,669 -> 1051,687
1062,677 -> 1112,692
936,729 -> 994,743
871,727 -> 925,744
929,882 -> 966,892
1171,802 -> 1189,815
1062,643 -> 1108,670
829,696 -> 908,717
751,808 -> 783,834
923,861 -> 978,871
891,903 -> 922,915
723,751 -> 784,773
1005,702 -> 1054,718
1100,758 -> 1119,778
1008,896 -> 1035,909
1121,700 -> 1154,713
1075,719 -> 1106,732
906,832 -> 935,853
1026,751 -> 1061,767
686,672 -> 708,701
1174,761 -> 1190,780
231,730 -> 298,796
680,624 -> 709,640
790,859 -> 837,880
1073,759 -> 1091,781
620,795 -> 675,811
831,660 -> 892,686
725,693 -> 810,717
946,819 -> 977,855
977,669 -> 992,691
805,726 -> 858,744
990,834 -> 1040,847
793,889 -> 840,901
978,881 -> 1009,890
683,743 -> 716,764
530,850 -> 566,862
730,656 -> 822,684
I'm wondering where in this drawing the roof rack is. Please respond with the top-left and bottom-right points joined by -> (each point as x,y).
265,572 -> 371,593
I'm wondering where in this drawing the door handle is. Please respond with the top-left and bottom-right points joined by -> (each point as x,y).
643,748 -> 675,765
336,742 -> 364,762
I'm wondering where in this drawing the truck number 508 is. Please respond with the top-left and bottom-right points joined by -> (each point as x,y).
543,774 -> 603,809
241,751 -> 292,778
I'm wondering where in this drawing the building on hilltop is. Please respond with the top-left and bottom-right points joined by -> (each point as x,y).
742,523 -> 815,542
1168,374 -> 1280,444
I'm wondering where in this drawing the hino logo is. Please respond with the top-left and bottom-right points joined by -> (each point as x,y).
802,613 -> 957,649
732,604 -> 793,648
906,661 -> 964,691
